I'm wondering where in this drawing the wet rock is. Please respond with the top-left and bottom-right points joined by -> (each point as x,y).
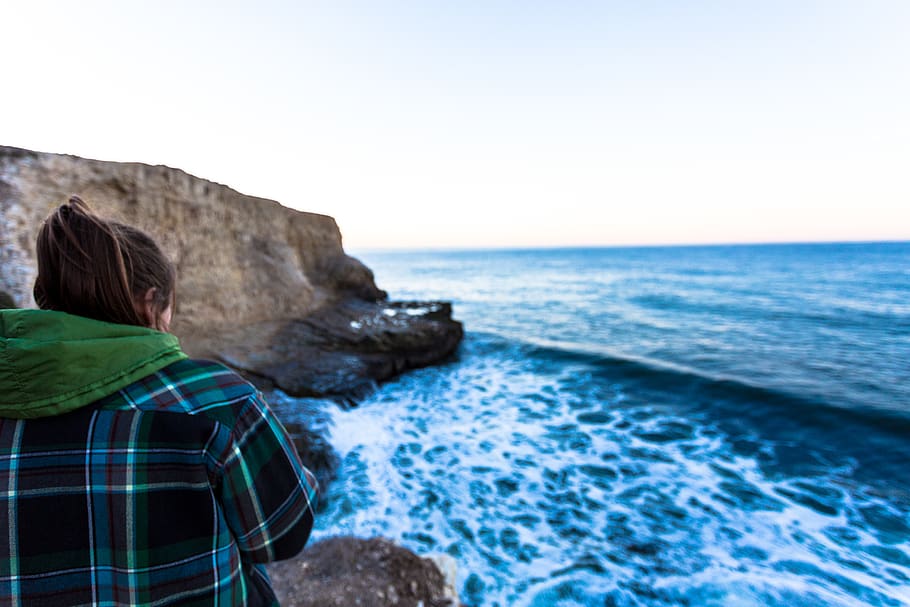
267,536 -> 455,607
191,299 -> 463,399
281,419 -> 340,507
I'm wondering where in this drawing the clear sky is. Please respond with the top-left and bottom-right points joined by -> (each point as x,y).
1,1 -> 908,249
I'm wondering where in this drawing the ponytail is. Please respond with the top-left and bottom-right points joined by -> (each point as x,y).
33,196 -> 176,329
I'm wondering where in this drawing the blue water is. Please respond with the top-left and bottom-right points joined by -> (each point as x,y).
273,242 -> 910,606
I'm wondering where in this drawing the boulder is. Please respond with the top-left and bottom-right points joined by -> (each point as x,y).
267,536 -> 456,607
282,419 -> 341,506
195,299 -> 463,398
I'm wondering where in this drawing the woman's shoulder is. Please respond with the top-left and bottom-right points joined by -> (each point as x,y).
160,357 -> 254,389
109,358 -> 261,416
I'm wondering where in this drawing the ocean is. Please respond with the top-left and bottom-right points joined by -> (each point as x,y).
272,242 -> 910,606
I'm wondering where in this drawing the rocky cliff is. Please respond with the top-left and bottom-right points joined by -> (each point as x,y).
0,146 -> 462,397
0,145 -> 464,606
0,146 -> 381,322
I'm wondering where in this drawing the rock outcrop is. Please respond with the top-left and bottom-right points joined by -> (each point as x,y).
0,146 -> 463,397
267,537 -> 457,607
1,146 -> 465,604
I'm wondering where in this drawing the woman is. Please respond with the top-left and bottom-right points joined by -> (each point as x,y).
0,197 -> 318,606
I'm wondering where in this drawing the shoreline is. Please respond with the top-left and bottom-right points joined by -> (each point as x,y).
0,145 -> 465,607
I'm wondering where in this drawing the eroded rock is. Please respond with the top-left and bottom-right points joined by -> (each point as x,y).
283,420 -> 340,506
193,299 -> 463,398
0,145 -> 383,325
0,146 -> 463,398
267,537 -> 454,607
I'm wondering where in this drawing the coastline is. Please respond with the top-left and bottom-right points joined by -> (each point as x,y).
0,145 -> 464,607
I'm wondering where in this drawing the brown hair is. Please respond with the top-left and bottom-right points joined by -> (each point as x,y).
33,196 -> 176,330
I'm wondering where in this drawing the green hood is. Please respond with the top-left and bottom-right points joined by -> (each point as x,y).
0,309 -> 187,419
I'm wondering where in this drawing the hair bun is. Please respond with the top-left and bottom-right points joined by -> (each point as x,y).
61,195 -> 89,217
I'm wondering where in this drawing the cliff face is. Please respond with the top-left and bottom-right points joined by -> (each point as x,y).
0,146 -> 383,333
0,146 -> 462,398
1,146 -> 464,604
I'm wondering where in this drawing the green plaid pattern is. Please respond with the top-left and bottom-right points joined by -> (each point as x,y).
0,359 -> 318,606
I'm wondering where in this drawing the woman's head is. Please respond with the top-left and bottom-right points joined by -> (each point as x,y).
33,196 -> 176,331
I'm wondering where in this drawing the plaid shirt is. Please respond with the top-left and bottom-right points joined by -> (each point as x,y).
0,358 -> 318,606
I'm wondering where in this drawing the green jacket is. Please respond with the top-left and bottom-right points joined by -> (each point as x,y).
0,308 -> 186,418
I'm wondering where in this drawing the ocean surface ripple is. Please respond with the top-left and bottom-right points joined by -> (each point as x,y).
275,243 -> 910,606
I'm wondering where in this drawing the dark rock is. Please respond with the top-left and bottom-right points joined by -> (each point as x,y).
267,536 -> 452,607
0,292 -> 15,309
189,299 -> 463,399
315,253 -> 388,302
281,419 -> 340,508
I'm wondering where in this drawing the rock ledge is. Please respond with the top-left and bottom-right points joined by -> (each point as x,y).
267,536 -> 457,607
0,145 -> 463,397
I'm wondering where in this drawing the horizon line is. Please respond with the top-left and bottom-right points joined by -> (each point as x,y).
348,238 -> 910,255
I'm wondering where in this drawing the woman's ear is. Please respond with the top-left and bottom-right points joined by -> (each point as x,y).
140,287 -> 173,332
140,287 -> 158,329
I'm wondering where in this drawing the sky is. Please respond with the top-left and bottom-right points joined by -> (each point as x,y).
1,1 -> 908,249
